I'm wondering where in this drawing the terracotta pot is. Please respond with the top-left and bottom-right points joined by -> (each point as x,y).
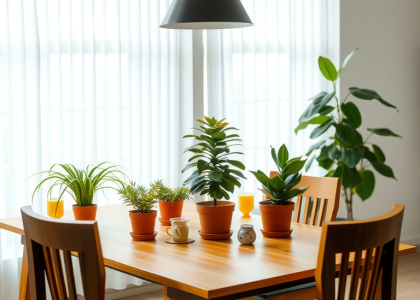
129,210 -> 157,235
72,204 -> 98,221
259,201 -> 295,232
196,201 -> 235,234
158,199 -> 184,220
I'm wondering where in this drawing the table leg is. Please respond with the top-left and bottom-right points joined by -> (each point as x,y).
164,286 -> 174,300
19,243 -> 30,300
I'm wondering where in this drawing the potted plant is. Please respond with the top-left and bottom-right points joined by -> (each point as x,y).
117,181 -> 158,240
150,180 -> 191,225
32,162 -> 126,220
182,117 -> 246,239
250,145 -> 308,236
295,48 -> 401,220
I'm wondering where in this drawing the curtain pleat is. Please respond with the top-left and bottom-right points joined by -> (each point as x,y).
205,0 -> 339,206
0,0 -> 193,298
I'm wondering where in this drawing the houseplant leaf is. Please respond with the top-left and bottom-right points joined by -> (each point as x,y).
348,87 -> 398,110
372,144 -> 386,163
295,116 -> 332,134
227,160 -> 246,170
278,144 -> 289,168
342,147 -> 363,168
310,119 -> 335,139
367,128 -> 401,138
355,170 -> 375,201
341,102 -> 362,128
336,123 -> 357,145
371,162 -> 396,179
299,92 -> 335,123
333,164 -> 361,188
338,47 -> 358,76
318,56 -> 338,81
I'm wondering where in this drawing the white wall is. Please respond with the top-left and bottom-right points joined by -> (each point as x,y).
340,0 -> 420,246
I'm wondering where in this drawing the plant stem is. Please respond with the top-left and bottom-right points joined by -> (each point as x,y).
344,188 -> 354,220
213,198 -> 217,206
343,92 -> 351,104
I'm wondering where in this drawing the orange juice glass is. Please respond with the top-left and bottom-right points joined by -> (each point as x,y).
238,193 -> 254,216
47,198 -> 64,219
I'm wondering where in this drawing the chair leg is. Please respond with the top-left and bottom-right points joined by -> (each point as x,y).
19,244 -> 30,300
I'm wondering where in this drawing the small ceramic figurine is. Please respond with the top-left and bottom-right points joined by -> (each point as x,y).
237,224 -> 256,245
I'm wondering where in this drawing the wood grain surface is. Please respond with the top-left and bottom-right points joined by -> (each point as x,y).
0,202 -> 416,299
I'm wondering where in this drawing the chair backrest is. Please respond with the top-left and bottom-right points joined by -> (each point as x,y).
315,204 -> 405,300
21,205 -> 105,300
266,172 -> 341,226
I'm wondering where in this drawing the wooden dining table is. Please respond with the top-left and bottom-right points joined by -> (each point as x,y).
0,202 -> 417,300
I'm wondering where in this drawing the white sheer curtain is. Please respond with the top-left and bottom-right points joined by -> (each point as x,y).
205,0 -> 339,205
0,0 -> 193,298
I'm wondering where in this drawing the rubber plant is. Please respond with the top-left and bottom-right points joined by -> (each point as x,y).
295,48 -> 401,220
250,144 -> 309,205
182,116 -> 246,205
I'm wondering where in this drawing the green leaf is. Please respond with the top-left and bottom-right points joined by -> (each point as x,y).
250,170 -> 270,186
318,105 -> 335,116
187,148 -> 204,154
212,131 -> 227,141
318,56 -> 338,81
283,159 -> 306,177
333,164 -> 361,188
305,155 -> 315,172
183,135 -> 196,138
226,169 -> 247,179
226,160 -> 245,170
220,180 -> 235,193
372,144 -> 385,163
363,146 -> 378,164
341,102 -> 362,128
338,47 -> 358,76
306,140 -> 326,156
278,144 -> 289,168
271,147 -> 278,165
197,160 -> 209,174
299,92 -> 335,123
355,170 -> 375,201
348,87 -> 398,111
268,175 -> 286,191
371,162 -> 396,179
367,128 -> 401,138
328,145 -> 341,160
208,170 -> 223,182
284,173 -> 302,190
183,170 -> 199,185
276,187 -> 309,202
336,123 -> 357,145
181,163 -> 197,173
223,173 -> 241,188
295,116 -> 332,134
310,119 -> 335,139
342,147 -> 363,168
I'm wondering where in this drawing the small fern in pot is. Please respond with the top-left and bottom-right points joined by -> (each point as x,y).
150,180 -> 191,225
250,144 -> 308,234
118,181 -> 158,239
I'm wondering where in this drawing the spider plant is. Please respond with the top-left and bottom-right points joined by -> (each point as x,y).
32,162 -> 127,212
117,181 -> 158,213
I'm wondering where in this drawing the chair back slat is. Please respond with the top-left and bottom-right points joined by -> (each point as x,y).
315,204 -> 404,300
266,173 -> 341,226
294,196 -> 303,223
63,251 -> 78,300
21,205 -> 105,300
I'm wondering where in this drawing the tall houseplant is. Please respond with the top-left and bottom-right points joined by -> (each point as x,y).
250,145 -> 308,235
295,48 -> 401,220
182,116 -> 246,237
32,162 -> 126,220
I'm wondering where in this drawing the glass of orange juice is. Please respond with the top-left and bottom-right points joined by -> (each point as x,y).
238,193 -> 254,217
47,198 -> 65,219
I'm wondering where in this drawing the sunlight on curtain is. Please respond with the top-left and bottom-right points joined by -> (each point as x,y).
0,0 -> 193,298
205,0 -> 339,207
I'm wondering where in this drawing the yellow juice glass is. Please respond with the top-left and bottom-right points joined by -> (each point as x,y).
47,198 -> 64,219
238,193 -> 254,216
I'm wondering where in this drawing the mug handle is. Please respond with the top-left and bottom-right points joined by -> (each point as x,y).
173,228 -> 181,239
166,227 -> 172,236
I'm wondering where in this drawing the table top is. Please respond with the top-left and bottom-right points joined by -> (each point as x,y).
0,202 -> 416,299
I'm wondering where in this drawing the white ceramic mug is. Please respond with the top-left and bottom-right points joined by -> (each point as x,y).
165,217 -> 190,242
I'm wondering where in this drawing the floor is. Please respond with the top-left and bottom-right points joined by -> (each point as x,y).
118,253 -> 420,300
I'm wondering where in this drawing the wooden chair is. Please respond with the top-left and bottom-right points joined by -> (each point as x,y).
244,174 -> 340,300
265,172 -> 341,226
316,204 -> 405,300
21,205 -> 105,300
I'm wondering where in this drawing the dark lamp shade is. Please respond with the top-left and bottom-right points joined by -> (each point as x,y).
160,0 -> 253,30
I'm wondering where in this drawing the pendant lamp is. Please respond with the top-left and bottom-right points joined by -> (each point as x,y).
160,0 -> 253,30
